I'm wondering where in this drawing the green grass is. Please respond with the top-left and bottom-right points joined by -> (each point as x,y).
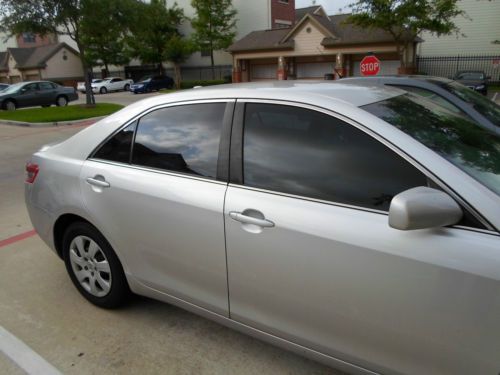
158,89 -> 178,94
0,103 -> 124,123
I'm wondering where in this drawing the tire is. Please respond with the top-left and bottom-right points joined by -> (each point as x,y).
100,87 -> 107,94
124,83 -> 130,91
56,96 -> 68,107
4,100 -> 16,111
63,222 -> 130,309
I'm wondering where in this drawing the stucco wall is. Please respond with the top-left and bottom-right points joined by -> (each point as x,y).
419,0 -> 500,56
176,0 -> 271,67
41,47 -> 84,79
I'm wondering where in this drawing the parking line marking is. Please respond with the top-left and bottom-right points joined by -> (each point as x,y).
493,92 -> 498,102
0,230 -> 37,248
0,326 -> 62,375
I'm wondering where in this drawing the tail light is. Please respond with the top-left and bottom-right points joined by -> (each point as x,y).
25,163 -> 39,184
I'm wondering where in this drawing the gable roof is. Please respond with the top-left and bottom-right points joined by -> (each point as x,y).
229,9 -> 421,54
6,43 -> 79,70
0,52 -> 8,72
295,6 -> 322,21
227,28 -> 294,53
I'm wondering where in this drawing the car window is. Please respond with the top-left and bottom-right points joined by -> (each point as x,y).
132,103 -> 226,179
389,85 -> 465,116
242,103 -> 428,211
457,72 -> 484,80
93,122 -> 137,163
24,83 -> 39,92
362,93 -> 500,197
39,82 -> 54,90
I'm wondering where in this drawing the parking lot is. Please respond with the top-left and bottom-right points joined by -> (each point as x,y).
0,121 -> 342,374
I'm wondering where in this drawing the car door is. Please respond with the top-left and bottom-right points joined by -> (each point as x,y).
38,82 -> 56,105
17,83 -> 39,107
224,101 -> 500,375
80,100 -> 234,316
111,78 -> 122,91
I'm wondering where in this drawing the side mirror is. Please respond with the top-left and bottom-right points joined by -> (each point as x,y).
388,187 -> 463,230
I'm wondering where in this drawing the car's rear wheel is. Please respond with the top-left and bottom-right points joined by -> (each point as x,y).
63,222 -> 130,308
124,83 -> 130,91
100,87 -> 107,94
56,96 -> 68,107
4,100 -> 16,111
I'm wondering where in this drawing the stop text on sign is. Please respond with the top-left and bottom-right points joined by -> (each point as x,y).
360,55 -> 381,76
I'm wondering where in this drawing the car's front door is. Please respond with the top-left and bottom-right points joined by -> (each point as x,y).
224,102 -> 500,374
80,100 -> 234,316
17,83 -> 39,107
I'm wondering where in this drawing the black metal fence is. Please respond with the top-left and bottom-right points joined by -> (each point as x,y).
416,54 -> 500,84
118,64 -> 232,83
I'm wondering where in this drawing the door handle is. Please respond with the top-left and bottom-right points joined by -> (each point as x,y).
229,211 -> 275,228
86,176 -> 110,188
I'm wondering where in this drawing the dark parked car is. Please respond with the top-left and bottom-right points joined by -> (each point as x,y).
130,75 -> 174,93
0,83 -> 9,91
342,75 -> 500,136
453,70 -> 489,95
0,81 -> 78,111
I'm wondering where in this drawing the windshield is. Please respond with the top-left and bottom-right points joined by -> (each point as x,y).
362,93 -> 500,196
138,76 -> 152,83
456,72 -> 484,80
1,82 -> 25,94
441,81 -> 500,127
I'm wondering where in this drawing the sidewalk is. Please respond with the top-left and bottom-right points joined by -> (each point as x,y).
0,116 -> 106,128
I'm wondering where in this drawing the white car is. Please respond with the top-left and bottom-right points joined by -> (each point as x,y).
77,79 -> 103,93
25,81 -> 500,375
91,77 -> 133,94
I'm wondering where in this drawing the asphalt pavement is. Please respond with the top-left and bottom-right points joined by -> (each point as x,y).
0,123 -> 342,374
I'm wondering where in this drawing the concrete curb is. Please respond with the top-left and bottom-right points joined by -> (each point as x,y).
0,116 -> 106,128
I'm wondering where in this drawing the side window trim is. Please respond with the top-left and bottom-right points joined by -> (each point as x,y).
230,99 -> 491,231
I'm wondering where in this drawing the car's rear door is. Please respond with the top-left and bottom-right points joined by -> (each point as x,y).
38,82 -> 57,105
80,100 -> 234,316
224,101 -> 500,374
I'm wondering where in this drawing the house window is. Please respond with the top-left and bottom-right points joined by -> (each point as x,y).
278,0 -> 289,3
274,19 -> 292,29
22,33 -> 36,43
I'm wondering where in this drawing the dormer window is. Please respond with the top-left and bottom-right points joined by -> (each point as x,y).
22,33 -> 36,43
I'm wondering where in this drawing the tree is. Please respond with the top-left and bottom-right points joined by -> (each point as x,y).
0,0 -> 114,105
191,0 -> 237,79
164,35 -> 194,89
346,0 -> 466,70
80,0 -> 134,77
127,0 -> 184,76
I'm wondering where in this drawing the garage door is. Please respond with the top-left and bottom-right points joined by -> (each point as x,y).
250,64 -> 277,81
352,60 -> 400,76
296,62 -> 334,79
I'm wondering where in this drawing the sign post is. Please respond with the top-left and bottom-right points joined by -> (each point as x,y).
360,55 -> 381,76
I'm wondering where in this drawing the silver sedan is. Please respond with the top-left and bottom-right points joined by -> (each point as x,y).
25,81 -> 500,375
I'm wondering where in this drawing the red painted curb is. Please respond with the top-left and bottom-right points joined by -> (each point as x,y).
0,230 -> 37,248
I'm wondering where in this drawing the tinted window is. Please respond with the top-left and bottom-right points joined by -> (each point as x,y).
243,104 -> 428,211
390,85 -> 464,115
362,93 -> 500,196
93,122 -> 136,163
24,83 -> 38,92
132,103 -> 225,178
39,82 -> 54,90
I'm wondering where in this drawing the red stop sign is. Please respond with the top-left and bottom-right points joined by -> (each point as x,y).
360,55 -> 381,76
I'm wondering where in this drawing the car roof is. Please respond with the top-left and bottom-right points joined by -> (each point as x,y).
187,80 -> 405,107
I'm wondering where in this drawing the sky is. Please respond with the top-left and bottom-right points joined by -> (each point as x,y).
295,0 -> 353,15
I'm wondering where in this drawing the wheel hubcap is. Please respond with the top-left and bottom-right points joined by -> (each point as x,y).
69,236 -> 112,297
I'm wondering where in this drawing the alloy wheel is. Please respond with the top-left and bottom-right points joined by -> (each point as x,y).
69,235 -> 112,297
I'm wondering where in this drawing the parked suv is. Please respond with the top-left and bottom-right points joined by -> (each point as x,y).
25,82 -> 500,375
130,75 -> 174,93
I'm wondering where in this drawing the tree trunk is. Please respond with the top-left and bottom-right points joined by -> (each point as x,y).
104,62 -> 110,78
158,62 -> 164,76
77,44 -> 95,106
174,63 -> 181,89
210,49 -> 215,80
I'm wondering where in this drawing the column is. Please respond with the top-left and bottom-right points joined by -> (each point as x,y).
277,56 -> 287,80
